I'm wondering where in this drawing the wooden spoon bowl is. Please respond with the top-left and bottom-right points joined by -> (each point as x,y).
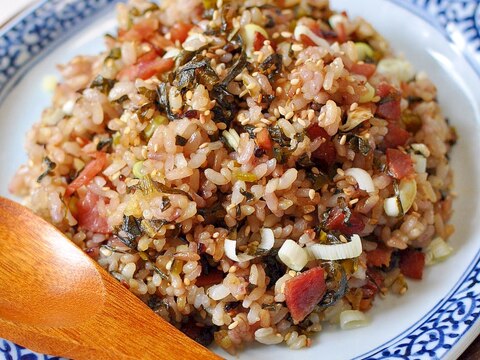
0,197 -> 222,360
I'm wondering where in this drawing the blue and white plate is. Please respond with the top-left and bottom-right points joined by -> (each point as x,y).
1,0 -> 480,359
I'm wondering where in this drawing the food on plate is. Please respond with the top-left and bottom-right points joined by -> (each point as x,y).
9,0 -> 456,353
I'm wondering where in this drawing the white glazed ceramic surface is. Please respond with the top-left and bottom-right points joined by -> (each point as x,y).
0,1 -> 479,359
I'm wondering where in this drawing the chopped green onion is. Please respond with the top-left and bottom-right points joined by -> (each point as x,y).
143,115 -> 168,140
278,239 -> 308,271
307,234 -> 362,260
354,42 -> 374,61
339,310 -> 369,330
359,83 -> 375,103
425,237 -> 453,265
132,161 -> 145,179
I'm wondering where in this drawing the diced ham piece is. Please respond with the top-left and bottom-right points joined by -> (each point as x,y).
118,56 -> 174,81
285,267 -> 326,324
366,245 -> 393,267
350,63 -> 376,78
384,123 -> 411,149
65,152 -> 107,197
119,18 -> 158,42
325,207 -> 365,236
307,124 -> 336,169
76,190 -> 110,234
195,268 -> 224,287
399,249 -> 425,279
253,31 -> 267,51
386,148 -> 414,179
376,83 -> 401,121
170,22 -> 193,43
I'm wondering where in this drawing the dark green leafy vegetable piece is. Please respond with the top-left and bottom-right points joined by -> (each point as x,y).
117,215 -> 142,248
138,87 -> 158,102
240,188 -> 254,202
175,135 -> 188,146
175,55 -> 219,91
210,85 -> 237,124
153,265 -> 169,280
349,135 -> 371,156
273,146 -> 292,164
307,171 -> 329,191
156,82 -> 177,121
259,54 -> 283,81
155,182 -> 193,201
36,157 -> 57,183
161,196 -> 171,211
148,295 -> 168,311
268,126 -> 290,147
220,47 -> 247,86
105,48 -> 121,62
96,137 -> 113,151
318,261 -> 348,310
90,75 -> 116,95
264,251 -> 286,289
243,125 -> 257,139
113,94 -> 129,104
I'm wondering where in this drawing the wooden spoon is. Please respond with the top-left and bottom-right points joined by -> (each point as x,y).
0,197 -> 223,360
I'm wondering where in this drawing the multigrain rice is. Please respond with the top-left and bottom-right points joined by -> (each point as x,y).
10,0 -> 457,354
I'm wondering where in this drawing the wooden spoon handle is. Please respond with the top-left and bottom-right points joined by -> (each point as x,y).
0,197 -> 222,360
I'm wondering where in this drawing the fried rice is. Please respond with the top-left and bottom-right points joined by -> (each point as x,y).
9,0 -> 457,353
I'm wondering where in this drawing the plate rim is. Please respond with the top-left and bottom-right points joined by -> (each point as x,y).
0,0 -> 479,359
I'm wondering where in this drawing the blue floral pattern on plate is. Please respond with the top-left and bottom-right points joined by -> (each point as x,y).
0,0 -> 479,359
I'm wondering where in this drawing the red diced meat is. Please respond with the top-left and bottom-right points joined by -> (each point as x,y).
350,63 -> 376,78
386,148 -> 414,179
376,83 -> 401,121
253,31 -> 267,51
170,22 -> 193,44
76,190 -> 110,234
307,124 -> 337,168
399,249 -> 425,280
384,123 -> 411,148
285,267 -> 326,324
325,207 -> 365,236
119,18 -> 158,42
195,269 -> 224,287
366,246 -> 393,267
65,152 -> 107,197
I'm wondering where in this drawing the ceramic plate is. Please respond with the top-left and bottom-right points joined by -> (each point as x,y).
1,1 -> 479,359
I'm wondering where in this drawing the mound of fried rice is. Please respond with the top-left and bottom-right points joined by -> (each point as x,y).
10,0 -> 457,353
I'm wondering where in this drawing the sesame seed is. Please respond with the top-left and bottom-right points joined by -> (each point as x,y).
229,265 -> 237,273
276,87 -> 283,95
339,235 -> 348,243
228,321 -> 239,330
204,110 -> 211,116
272,32 -> 280,39
303,215 -> 313,221
298,118 -> 306,127
278,106 -> 286,116
349,198 -> 359,205
339,134 -> 347,145
217,122 -> 227,130
337,168 -> 345,176
291,78 -> 300,86
350,102 -> 359,111
184,278 -> 191,286
312,167 -> 320,175
295,88 -> 301,95
308,189 -> 315,200
124,126 -> 131,135
165,259 -> 173,271
288,270 -> 297,277
285,111 -> 294,120
291,44 -> 303,52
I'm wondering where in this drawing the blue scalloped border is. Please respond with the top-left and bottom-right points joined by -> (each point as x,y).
0,0 -> 479,359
